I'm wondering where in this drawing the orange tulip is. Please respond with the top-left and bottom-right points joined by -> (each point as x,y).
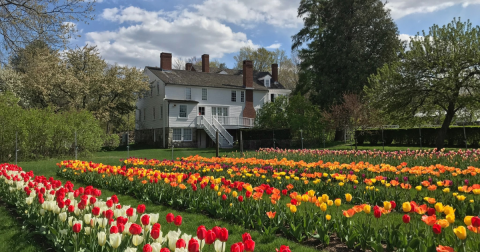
421,215 -> 437,226
342,209 -> 356,218
436,245 -> 454,252
266,211 -> 276,219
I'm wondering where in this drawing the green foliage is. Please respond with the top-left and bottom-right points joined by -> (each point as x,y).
0,92 -> 108,162
292,0 -> 402,108
357,126 -> 480,147
255,94 -> 325,139
366,18 -> 480,149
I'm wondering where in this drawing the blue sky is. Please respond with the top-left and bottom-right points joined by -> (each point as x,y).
71,0 -> 480,69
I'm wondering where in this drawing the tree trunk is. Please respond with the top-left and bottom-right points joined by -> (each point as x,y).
436,102 -> 456,150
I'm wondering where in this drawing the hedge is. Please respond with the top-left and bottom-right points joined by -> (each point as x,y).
355,126 -> 480,147
242,129 -> 291,140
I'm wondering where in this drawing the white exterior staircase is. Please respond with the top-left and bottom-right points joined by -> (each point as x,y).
196,116 -> 234,148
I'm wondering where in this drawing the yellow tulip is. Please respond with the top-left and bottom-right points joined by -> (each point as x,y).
322,194 -> 329,202
345,193 -> 352,202
434,203 -> 444,213
464,216 -> 473,226
327,200 -> 333,206
402,202 -> 412,212
307,190 -> 315,197
289,205 -> 297,213
454,226 -> 467,240
383,201 -> 391,211
232,191 -> 238,198
446,214 -> 455,224
415,186 -> 422,191
302,194 -> 309,202
334,199 -> 341,207
456,195 -> 466,201
443,206 -> 455,215
364,205 -> 371,214
437,219 -> 450,228
320,203 -> 327,212
442,188 -> 450,193
326,214 -> 331,221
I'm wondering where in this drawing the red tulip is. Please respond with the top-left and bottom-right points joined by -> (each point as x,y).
117,223 -> 125,233
111,195 -> 119,204
129,223 -> 142,235
143,244 -> 152,252
242,233 -> 252,243
238,196 -> 244,202
89,196 -> 96,205
57,200 -> 65,209
166,213 -> 174,223
141,214 -> 150,226
92,206 -> 101,216
126,207 -> 134,217
68,205 -> 75,213
174,215 -> 182,226
390,201 -> 396,209
137,204 -> 146,214
152,223 -> 161,230
219,228 -> 229,242
246,191 -> 252,198
106,199 -> 113,208
197,226 -> 207,240
188,238 -> 200,252
212,226 -> 221,238
231,243 -> 242,252
427,208 -> 436,216
222,194 -> 227,201
105,209 -> 114,220
472,216 -> 480,227
374,209 -> 381,218
402,214 -> 410,224
160,248 -> 171,252
72,223 -> 81,233
151,227 -> 160,239
433,224 -> 442,234
205,230 -> 216,245
176,239 -> 186,248
110,226 -> 118,234
244,239 -> 255,252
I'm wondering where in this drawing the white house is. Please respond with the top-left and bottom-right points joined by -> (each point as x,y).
135,53 -> 291,148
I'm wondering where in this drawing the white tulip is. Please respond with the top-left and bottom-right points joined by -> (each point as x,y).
123,223 -> 132,235
73,220 -> 83,230
110,233 -> 122,248
84,214 -> 92,224
181,233 -> 192,243
132,235 -> 143,246
59,229 -> 68,237
128,214 -> 138,223
167,230 -> 181,251
114,209 -> 124,218
40,209 -> 45,216
25,197 -> 33,205
150,213 -> 159,224
97,231 -> 107,246
59,212 -> 67,222
175,248 -> 188,252
68,216 -> 76,227
96,218 -> 108,228
214,240 -> 225,252
85,227 -> 91,235
125,248 -> 137,252
74,207 -> 81,216
151,242 -> 162,252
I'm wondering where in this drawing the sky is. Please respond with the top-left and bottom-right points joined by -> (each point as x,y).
71,0 -> 480,69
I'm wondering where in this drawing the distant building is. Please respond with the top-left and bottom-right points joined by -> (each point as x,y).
135,53 -> 291,148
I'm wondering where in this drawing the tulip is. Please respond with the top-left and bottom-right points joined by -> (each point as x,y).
402,214 -> 410,224
160,248 -> 171,252
125,248 -> 138,252
230,243 -> 242,252
110,233 -> 122,249
374,209 -> 381,218
219,228 -> 228,242
59,212 -> 67,222
167,230 -> 181,250
205,230 -> 216,245
166,213 -> 175,223
464,216 -> 473,226
137,204 -> 146,214
176,239 -> 186,248
92,206 -> 101,216
363,205 -> 371,214
244,239 -> 255,252
334,198 -> 341,207
326,214 -> 331,221
174,215 -> 182,226
289,205 -> 297,213
72,223 -> 82,233
432,224 -> 442,234
437,219 -> 450,228
402,202 -> 412,212
242,233 -> 252,243
434,203 -> 444,213
188,239 -> 200,252
345,193 -> 352,202
133,235 -> 144,246
141,214 -> 150,226
151,243 -> 162,252
446,214 -> 455,224
472,216 -> 480,227
151,227 -> 161,239
454,226 -> 467,240
197,226 -> 207,240
98,231 -> 107,246
383,201 -> 391,211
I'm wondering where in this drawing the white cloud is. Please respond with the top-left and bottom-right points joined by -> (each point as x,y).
87,6 -> 258,67
386,0 -> 480,19
266,43 -> 282,49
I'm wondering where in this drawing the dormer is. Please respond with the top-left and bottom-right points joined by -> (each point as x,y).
258,75 -> 272,88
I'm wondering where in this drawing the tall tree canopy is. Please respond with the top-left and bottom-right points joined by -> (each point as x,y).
0,0 -> 95,61
366,18 -> 480,150
292,0 -> 402,109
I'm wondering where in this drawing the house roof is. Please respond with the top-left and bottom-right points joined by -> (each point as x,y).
146,66 -> 287,90
146,67 -> 269,91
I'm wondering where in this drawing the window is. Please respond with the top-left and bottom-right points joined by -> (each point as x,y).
143,108 -> 146,120
265,79 -> 270,88
183,129 -> 192,141
202,88 -> 207,100
271,94 -> 275,103
139,110 -> 142,121
179,105 -> 187,118
157,83 -> 159,95
212,107 -> 228,117
173,128 -> 192,141
153,107 -> 156,120
198,107 -> 205,116
241,91 -> 245,102
159,106 -> 163,119
186,88 -> 191,100
150,86 -> 153,97
231,90 -> 237,102
173,129 -> 182,141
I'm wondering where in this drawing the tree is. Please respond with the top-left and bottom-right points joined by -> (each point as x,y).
292,0 -> 403,109
10,45 -> 149,132
173,56 -> 226,70
234,47 -> 274,71
323,93 -> 381,149
0,0 -> 95,61
366,18 -> 480,150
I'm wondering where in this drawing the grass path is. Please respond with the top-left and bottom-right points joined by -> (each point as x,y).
1,148 -> 322,252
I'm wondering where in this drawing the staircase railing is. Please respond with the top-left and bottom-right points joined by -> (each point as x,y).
212,117 -> 234,145
197,116 -> 232,147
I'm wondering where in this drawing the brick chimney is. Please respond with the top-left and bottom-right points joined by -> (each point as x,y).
185,63 -> 192,71
201,54 -> 209,73
272,63 -> 278,83
160,52 -> 172,70
242,60 -> 256,119
243,60 -> 253,88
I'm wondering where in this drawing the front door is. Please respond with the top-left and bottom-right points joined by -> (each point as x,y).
212,107 -> 228,124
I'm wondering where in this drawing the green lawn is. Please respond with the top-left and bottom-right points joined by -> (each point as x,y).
2,148 -> 324,252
